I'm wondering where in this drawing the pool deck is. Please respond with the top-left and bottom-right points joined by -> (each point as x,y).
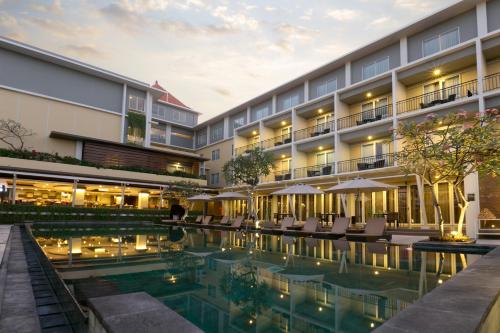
375,245 -> 500,333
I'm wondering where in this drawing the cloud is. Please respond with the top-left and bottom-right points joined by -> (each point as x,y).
275,23 -> 317,41
300,8 -> 313,21
264,6 -> 276,11
99,2 -> 146,32
159,19 -> 234,35
371,16 -> 389,25
394,0 -> 433,11
65,44 -> 104,58
212,87 -> 231,96
118,0 -> 172,13
0,11 -> 24,40
29,17 -> 98,39
211,6 -> 259,31
326,9 -> 358,21
30,0 -> 63,15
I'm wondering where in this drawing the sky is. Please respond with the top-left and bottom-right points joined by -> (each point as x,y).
0,0 -> 459,121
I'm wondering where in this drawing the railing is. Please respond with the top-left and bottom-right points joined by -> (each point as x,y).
337,104 -> 393,130
294,163 -> 335,179
294,120 -> 335,141
396,79 -> 478,114
484,72 -> 500,92
262,169 -> 292,182
337,153 -> 395,173
234,142 -> 260,155
261,133 -> 292,149
150,134 -> 167,144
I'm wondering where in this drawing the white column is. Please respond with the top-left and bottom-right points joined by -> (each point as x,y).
75,141 -> 83,160
165,124 -> 172,145
464,172 -> 480,239
476,2 -> 488,38
246,106 -> 251,123
415,175 -> 428,227
10,173 -> 16,205
345,62 -> 351,86
400,36 -> 408,66
304,80 -> 309,102
223,116 -> 230,139
120,183 -> 125,209
272,95 -> 277,115
144,91 -> 153,147
138,192 -> 149,209
136,235 -> 147,250
71,179 -> 77,207
120,84 -> 127,143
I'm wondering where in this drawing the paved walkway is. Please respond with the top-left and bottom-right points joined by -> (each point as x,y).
0,225 -> 41,333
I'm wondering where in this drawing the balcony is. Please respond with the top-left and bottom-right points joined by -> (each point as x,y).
337,104 -> 393,130
234,142 -> 260,155
337,153 -> 395,173
262,169 -> 292,183
294,163 -> 335,179
484,72 -> 500,92
294,121 -> 335,141
396,79 -> 478,115
261,133 -> 292,149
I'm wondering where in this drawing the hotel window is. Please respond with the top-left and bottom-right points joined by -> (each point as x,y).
422,28 -> 459,57
196,128 -> 207,147
212,149 -> 220,161
281,93 -> 300,111
316,78 -> 337,97
280,159 -> 290,171
128,95 -> 145,112
210,123 -> 224,143
316,151 -> 333,165
151,123 -> 166,144
210,173 -> 220,186
361,142 -> 390,159
361,97 -> 389,120
362,57 -> 390,80
253,105 -> 270,121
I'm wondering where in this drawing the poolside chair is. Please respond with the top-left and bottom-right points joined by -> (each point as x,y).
194,216 -> 203,223
217,216 -> 230,226
280,216 -> 296,230
316,217 -> 349,239
226,216 -> 245,229
366,242 -> 388,254
286,217 -> 319,235
345,217 -> 391,242
201,215 -> 213,225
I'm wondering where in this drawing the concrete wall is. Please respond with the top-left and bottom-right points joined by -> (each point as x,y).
407,9 -> 477,62
0,88 -> 121,156
196,139 -> 233,187
0,48 -> 124,113
487,0 -> 500,33
351,43 -> 400,84
486,58 -> 500,75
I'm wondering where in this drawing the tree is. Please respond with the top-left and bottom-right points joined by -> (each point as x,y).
222,147 -> 274,219
396,109 -> 499,238
0,119 -> 34,151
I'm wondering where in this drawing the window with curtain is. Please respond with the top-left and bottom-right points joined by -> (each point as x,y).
316,78 -> 337,97
362,57 -> 390,80
423,27 -> 459,57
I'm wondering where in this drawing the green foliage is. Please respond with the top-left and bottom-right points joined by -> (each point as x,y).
222,147 -> 274,187
127,111 -> 146,138
0,148 -> 203,180
220,261 -> 271,317
0,204 -> 202,224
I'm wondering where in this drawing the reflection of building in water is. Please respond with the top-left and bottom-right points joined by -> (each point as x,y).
35,228 -> 472,333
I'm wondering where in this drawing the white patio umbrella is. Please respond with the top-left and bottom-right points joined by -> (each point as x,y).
272,184 -> 324,219
325,177 -> 396,223
187,193 -> 214,216
214,192 -> 249,219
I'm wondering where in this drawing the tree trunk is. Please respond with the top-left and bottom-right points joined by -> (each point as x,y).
423,178 -> 445,237
454,185 -> 469,236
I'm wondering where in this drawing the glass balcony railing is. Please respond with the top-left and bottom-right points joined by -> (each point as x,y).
337,104 -> 393,130
396,79 -> 478,114
294,120 -> 335,141
294,163 -> 335,179
337,153 -> 395,173
261,133 -> 292,149
484,72 -> 500,92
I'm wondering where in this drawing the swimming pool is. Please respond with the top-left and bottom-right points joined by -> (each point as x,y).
31,223 -> 485,333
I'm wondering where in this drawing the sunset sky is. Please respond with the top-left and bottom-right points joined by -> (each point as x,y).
0,0 -> 458,121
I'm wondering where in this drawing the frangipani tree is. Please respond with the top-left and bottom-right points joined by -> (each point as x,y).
396,109 -> 499,237
222,147 -> 274,219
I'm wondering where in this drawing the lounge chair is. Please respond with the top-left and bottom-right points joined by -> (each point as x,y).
285,217 -> 319,235
345,218 -> 391,242
280,216 -> 296,230
225,216 -> 245,229
217,216 -> 230,226
366,242 -> 388,254
316,217 -> 349,239
194,216 -> 203,223
201,215 -> 213,225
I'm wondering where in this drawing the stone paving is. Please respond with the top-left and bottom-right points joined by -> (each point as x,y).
0,226 -> 41,333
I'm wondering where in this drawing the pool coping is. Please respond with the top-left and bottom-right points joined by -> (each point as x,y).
374,246 -> 500,333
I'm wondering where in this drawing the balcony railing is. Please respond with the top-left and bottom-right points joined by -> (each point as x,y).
261,133 -> 292,149
396,79 -> 478,114
294,120 -> 335,141
337,104 -> 393,130
484,72 -> 500,92
294,163 -> 335,179
262,169 -> 292,182
337,153 -> 395,173
151,134 -> 167,144
235,142 -> 260,155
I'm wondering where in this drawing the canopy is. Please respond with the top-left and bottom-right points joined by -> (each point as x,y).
271,184 -> 324,195
213,192 -> 248,200
325,177 -> 397,194
187,194 -> 214,202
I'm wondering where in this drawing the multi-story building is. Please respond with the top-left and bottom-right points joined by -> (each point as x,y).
0,37 -> 208,209
0,0 -> 497,235
194,0 -> 500,238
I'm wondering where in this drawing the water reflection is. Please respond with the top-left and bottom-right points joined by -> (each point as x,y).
32,225 -> 476,333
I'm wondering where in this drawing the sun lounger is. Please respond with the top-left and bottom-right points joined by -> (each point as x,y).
201,215 -> 213,225
194,215 -> 203,223
366,242 -> 388,254
225,216 -> 245,229
280,216 -> 296,230
315,217 -> 349,239
217,216 -> 230,225
345,218 -> 391,242
284,217 -> 319,236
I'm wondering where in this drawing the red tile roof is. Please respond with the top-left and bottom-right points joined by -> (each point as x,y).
152,80 -> 190,109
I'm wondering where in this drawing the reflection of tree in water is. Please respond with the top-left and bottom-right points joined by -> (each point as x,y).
220,260 -> 271,318
163,250 -> 200,283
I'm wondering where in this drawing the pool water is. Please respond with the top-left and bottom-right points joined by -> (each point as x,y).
32,224 -> 480,333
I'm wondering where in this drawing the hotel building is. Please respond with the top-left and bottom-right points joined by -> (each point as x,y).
0,0 -> 498,236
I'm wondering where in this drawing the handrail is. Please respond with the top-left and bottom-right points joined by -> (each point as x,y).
337,153 -> 395,173
294,163 -> 335,179
262,169 -> 292,182
234,142 -> 261,155
337,104 -> 392,130
294,120 -> 335,141
484,72 -> 500,92
261,133 -> 292,149
396,79 -> 478,114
